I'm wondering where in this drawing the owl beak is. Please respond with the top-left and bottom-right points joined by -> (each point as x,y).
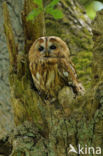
45,51 -> 49,57
45,50 -> 50,57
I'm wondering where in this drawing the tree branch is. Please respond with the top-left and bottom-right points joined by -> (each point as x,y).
2,2 -> 18,72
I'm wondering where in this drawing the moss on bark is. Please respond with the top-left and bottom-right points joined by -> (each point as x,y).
1,0 -> 103,156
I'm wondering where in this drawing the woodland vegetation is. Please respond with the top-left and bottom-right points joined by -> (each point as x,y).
0,0 -> 103,155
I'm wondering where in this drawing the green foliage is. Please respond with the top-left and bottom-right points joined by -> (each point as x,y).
45,8 -> 63,19
33,0 -> 43,8
27,8 -> 42,21
85,1 -> 103,20
45,0 -> 59,8
27,0 -> 63,21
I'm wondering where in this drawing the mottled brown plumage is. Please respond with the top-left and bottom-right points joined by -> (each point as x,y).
29,36 -> 85,98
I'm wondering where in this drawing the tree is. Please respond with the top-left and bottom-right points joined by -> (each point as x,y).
0,0 -> 103,155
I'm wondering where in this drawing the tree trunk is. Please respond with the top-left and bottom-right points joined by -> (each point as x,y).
0,0 -> 103,155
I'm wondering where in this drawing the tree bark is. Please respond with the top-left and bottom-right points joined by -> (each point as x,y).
0,0 -> 103,156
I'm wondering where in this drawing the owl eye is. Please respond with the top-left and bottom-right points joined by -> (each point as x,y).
50,45 -> 56,50
38,46 -> 44,52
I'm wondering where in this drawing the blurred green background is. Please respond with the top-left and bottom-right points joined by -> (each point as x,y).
82,0 -> 103,19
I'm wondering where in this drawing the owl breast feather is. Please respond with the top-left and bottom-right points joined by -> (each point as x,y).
30,60 -> 66,96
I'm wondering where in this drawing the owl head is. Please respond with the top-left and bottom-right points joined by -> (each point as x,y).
29,36 -> 70,61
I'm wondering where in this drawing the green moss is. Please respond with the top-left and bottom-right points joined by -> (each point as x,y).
72,51 -> 93,89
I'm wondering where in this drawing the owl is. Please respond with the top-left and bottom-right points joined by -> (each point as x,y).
29,36 -> 85,98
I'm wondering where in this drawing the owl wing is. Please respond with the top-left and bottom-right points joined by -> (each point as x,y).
58,58 -> 85,95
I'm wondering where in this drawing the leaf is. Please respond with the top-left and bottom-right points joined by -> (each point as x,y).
26,8 -> 42,21
33,0 -> 43,8
46,8 -> 64,19
46,0 -> 59,9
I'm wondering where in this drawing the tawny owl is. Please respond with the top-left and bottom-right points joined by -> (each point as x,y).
29,36 -> 85,98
